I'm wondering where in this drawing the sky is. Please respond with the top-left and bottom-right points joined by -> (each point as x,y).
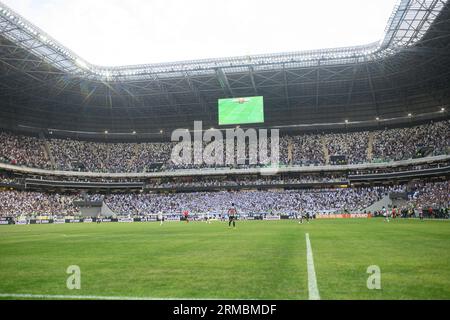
2,0 -> 397,66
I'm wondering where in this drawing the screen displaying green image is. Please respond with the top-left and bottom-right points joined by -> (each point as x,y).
218,96 -> 264,125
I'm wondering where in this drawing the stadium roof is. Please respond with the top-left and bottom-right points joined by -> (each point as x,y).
0,0 -> 396,66
0,0 -> 450,139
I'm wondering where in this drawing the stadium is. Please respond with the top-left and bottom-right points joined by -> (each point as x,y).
0,0 -> 449,303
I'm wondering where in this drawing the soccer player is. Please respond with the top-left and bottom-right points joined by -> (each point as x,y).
382,206 -> 390,222
228,203 -> 237,228
427,206 -> 433,219
158,212 -> 164,226
183,210 -> 189,223
392,206 -> 397,219
297,207 -> 304,224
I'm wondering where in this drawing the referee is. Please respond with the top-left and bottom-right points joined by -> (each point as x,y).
228,203 -> 237,228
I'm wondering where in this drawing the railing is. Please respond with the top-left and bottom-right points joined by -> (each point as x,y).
349,165 -> 450,182
24,179 -> 144,190
1,154 -> 449,179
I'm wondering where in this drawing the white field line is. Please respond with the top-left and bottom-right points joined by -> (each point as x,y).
305,233 -> 320,300
0,293 -> 226,300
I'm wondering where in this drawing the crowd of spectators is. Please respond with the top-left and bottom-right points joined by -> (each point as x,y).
0,181 -> 447,218
0,120 -> 448,172
0,186 -> 392,217
104,187 -> 389,215
408,181 -> 449,211
325,131 -> 369,164
372,120 -> 450,161
48,138 -> 173,172
289,134 -> 325,165
0,190 -> 79,217
0,132 -> 51,169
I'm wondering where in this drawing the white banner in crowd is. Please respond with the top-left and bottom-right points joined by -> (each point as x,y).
164,217 -> 181,222
263,215 -> 281,220
316,213 -> 370,219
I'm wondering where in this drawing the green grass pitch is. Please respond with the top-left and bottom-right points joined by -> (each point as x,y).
0,219 -> 449,300
218,96 -> 264,125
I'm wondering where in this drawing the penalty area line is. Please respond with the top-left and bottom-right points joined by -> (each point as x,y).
0,293 -> 225,300
305,233 -> 320,300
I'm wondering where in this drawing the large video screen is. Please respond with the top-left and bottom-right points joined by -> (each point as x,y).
218,96 -> 264,125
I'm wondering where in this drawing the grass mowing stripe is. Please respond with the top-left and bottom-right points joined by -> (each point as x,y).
0,293 -> 226,300
305,233 -> 320,300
